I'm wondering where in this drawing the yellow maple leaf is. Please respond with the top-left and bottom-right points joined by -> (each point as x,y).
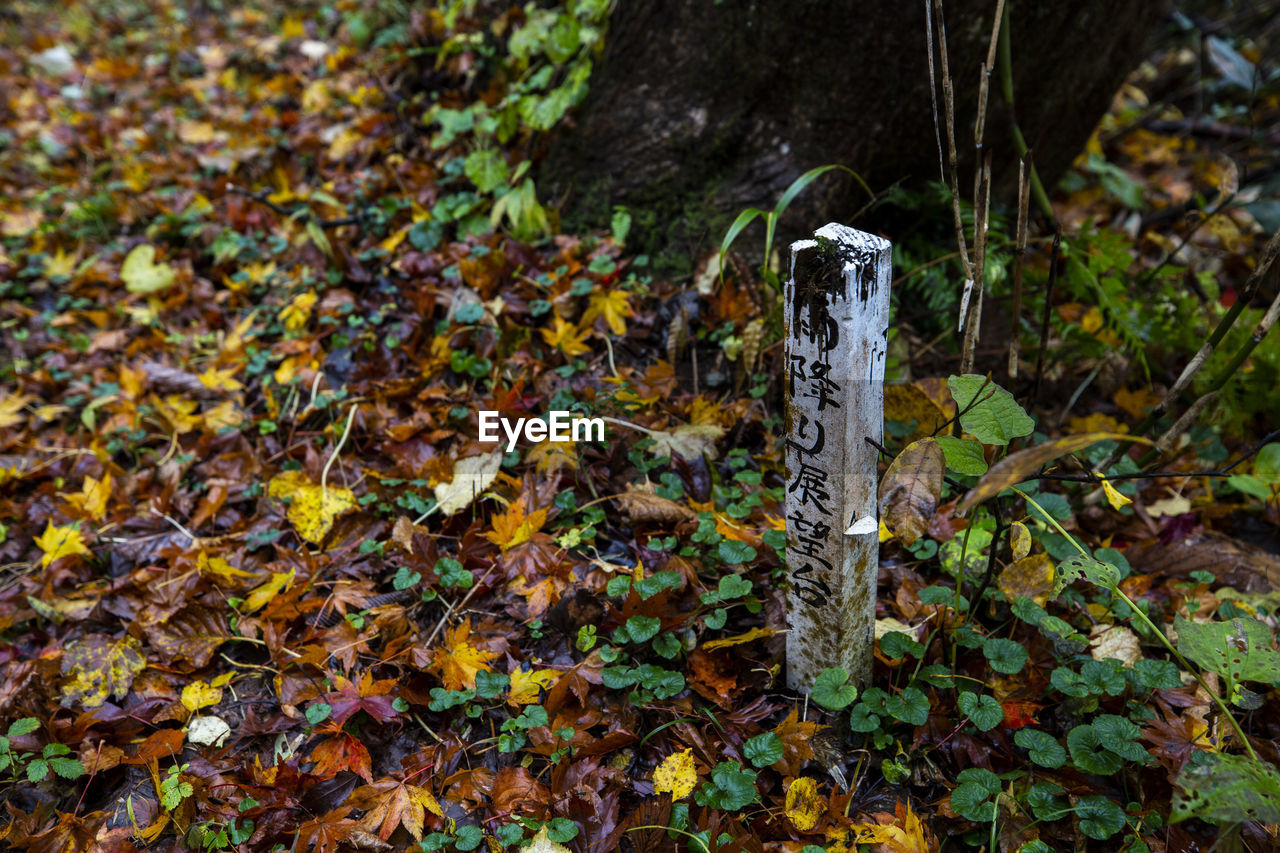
785,777 -> 824,831
63,473 -> 112,521
1102,479 -> 1132,510
181,680 -> 222,712
268,470 -> 357,544
507,668 -> 560,705
244,569 -> 295,613
199,365 -> 243,392
582,289 -> 630,335
652,748 -> 697,800
540,315 -> 591,356
36,522 -> 91,569
430,618 -> 496,691
483,498 -> 548,551
44,247 -> 78,279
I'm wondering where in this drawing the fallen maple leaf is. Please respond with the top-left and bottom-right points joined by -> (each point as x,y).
60,633 -> 145,709
429,618 -> 497,691
353,777 -> 444,841
268,471 -> 356,544
508,668 -> 560,705
35,521 -> 91,569
582,289 -> 630,335
785,776 -> 823,831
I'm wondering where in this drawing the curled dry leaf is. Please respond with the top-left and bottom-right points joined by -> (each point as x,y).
434,450 -> 503,516
878,438 -> 945,547
957,432 -> 1140,514
615,483 -> 697,524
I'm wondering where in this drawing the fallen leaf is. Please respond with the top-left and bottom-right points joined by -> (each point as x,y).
652,748 -> 697,800
121,244 -> 176,294
525,826 -> 573,853
60,634 -> 145,709
701,626 -> 782,651
181,680 -> 222,712
434,451 -> 503,516
429,618 -> 497,691
785,776 -> 823,831
879,438 -> 945,546
268,471 -> 356,544
1102,479 -> 1132,510
508,668 -> 560,705
244,569 -> 296,613
997,553 -> 1056,606
1090,624 -> 1141,666
35,522 -> 91,569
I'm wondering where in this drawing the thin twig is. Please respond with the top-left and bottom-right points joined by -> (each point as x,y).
1030,229 -> 1060,408
1008,154 -> 1030,379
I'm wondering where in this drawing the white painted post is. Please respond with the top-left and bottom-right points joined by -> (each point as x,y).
784,223 -> 891,692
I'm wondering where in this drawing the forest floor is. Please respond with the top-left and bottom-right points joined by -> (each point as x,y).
1,2 -> 1279,852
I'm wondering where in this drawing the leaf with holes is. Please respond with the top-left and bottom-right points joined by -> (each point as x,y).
878,437 -> 945,546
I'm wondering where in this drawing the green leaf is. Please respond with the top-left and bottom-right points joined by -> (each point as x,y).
947,375 -> 1035,446
695,760 -> 758,811
743,732 -> 783,768
1229,474 -> 1272,499
1090,714 -> 1147,762
26,758 -> 50,783
1014,729 -> 1067,769
1075,795 -> 1126,839
464,149 -> 509,193
1056,555 -> 1121,592
7,718 -> 39,738
886,686 -> 930,726
957,692 -> 1003,732
810,667 -> 858,710
716,573 -> 753,600
1255,444 -> 1280,484
305,702 -> 332,726
1025,781 -> 1070,822
1129,658 -> 1181,690
626,615 -> 661,643
717,539 -> 756,565
1171,752 -> 1280,825
936,436 -> 988,476
704,608 -> 727,630
1067,723 -> 1123,775
474,670 -> 510,700
1080,659 -> 1127,696
982,637 -> 1028,674
951,768 -> 1000,821
879,631 -> 924,661
48,756 -> 85,779
1174,615 -> 1280,692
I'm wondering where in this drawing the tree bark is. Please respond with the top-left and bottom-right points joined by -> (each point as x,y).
539,0 -> 1168,265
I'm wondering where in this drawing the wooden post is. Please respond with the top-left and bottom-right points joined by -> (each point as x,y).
784,223 -> 891,692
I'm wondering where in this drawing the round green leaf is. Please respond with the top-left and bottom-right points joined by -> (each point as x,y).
811,667 -> 858,710
982,637 -> 1028,674
743,732 -> 783,768
1014,728 -> 1067,769
957,691 -> 1003,732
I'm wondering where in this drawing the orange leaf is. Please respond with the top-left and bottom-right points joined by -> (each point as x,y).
428,618 -> 497,691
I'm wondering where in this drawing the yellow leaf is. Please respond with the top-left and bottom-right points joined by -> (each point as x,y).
36,522 -> 91,569
64,473 -> 112,522
197,550 -> 253,580
652,748 -> 697,800
785,776 -> 824,831
244,569 -> 295,613
121,244 -> 176,294
702,627 -> 782,651
878,519 -> 893,543
0,393 -> 32,428
540,315 -> 591,356
483,498 -> 548,551
1009,521 -> 1031,560
278,290 -> 317,331
60,634 -> 145,709
44,247 -> 78,279
268,471 -> 356,544
429,617 -> 497,691
181,680 -> 223,712
507,668 -> 560,705
1102,479 -> 1132,510
327,126 -> 363,161
177,120 -> 217,145
198,365 -> 243,392
281,15 -> 307,39
525,827 -> 573,853
997,553 -> 1056,607
582,289 -> 630,335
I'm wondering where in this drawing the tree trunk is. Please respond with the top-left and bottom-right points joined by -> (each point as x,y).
539,0 -> 1168,267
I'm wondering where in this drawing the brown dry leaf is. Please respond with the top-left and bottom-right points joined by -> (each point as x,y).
645,423 -> 724,461
997,553 -> 1056,606
846,800 -> 934,853
1114,387 -> 1162,420
772,710 -> 822,776
878,438 -> 945,546
352,778 -> 443,841
957,432 -> 1139,514
615,483 -> 696,524
688,648 -> 737,706
785,776 -> 824,831
1090,624 -> 1141,665
1127,531 -> 1280,592
701,626 -> 782,651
